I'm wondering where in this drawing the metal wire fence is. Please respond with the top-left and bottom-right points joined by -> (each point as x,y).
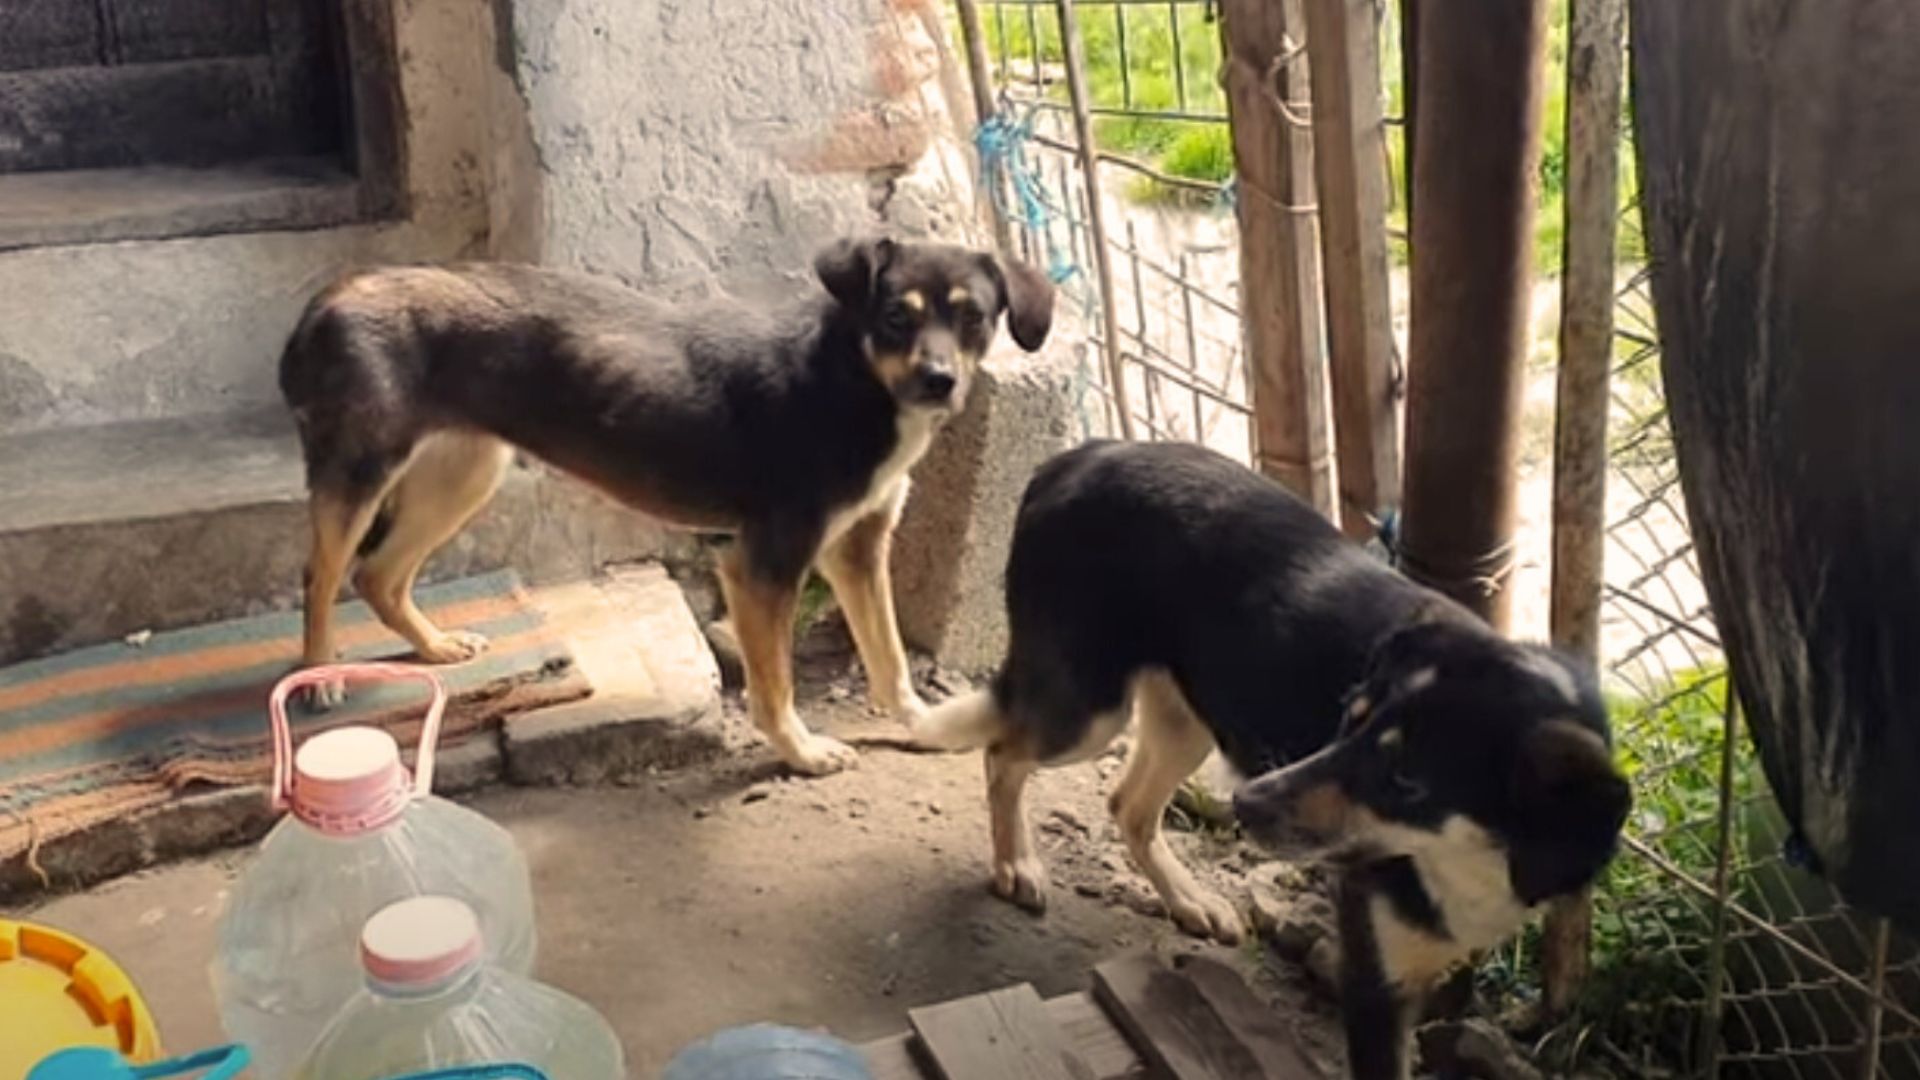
1553,209 -> 1920,1080
958,0 -> 1254,459
951,0 -> 1920,1074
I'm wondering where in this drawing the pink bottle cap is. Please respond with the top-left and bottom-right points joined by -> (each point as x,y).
360,896 -> 485,988
290,726 -> 414,836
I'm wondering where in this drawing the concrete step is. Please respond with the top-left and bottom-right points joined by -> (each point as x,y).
0,561 -> 728,900
0,408 -> 686,665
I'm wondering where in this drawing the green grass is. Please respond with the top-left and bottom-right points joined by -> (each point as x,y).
973,0 -> 1648,275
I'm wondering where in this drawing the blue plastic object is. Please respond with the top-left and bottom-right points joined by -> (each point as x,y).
661,1025 -> 872,1080
28,1045 -> 249,1080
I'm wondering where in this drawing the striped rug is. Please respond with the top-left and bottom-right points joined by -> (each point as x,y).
0,570 -> 588,862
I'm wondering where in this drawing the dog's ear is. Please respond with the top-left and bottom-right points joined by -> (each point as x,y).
1507,719 -> 1632,905
981,254 -> 1055,351
816,238 -> 896,312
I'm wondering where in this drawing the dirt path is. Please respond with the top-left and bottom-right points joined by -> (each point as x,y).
18,628 -> 1345,1077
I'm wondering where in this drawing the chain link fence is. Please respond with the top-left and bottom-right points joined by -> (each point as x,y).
951,1 -> 1920,1074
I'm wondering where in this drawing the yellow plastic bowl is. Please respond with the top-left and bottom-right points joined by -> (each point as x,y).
0,918 -> 160,1078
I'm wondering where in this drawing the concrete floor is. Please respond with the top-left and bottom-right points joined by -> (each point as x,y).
18,699 -> 1342,1076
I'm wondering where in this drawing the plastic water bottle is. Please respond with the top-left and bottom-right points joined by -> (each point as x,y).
661,1026 -> 871,1080
213,664 -> 538,1080
296,897 -> 624,1080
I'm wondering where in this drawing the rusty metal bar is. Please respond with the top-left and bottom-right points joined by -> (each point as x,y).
1055,0 -> 1137,438
953,0 -> 1017,255
1862,918 -> 1892,1080
1397,0 -> 1550,629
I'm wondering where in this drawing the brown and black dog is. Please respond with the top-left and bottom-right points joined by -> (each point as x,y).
279,238 -> 1053,775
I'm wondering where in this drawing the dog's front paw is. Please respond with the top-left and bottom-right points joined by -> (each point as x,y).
784,733 -> 860,776
992,857 -> 1050,913
417,630 -> 490,665
886,690 -> 931,726
1168,888 -> 1245,945
301,675 -> 348,711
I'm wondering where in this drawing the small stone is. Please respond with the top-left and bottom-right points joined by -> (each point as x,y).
879,971 -> 900,996
925,801 -> 942,815
1075,882 -> 1103,898
1305,937 -> 1341,994
693,806 -> 712,819
124,629 -> 153,648
847,798 -> 869,819
1416,1019 -> 1544,1080
742,784 -> 773,804
1247,880 -> 1290,940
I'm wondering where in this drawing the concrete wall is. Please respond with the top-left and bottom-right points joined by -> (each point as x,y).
501,0 -> 979,298
0,0 -> 980,435
0,0 -> 507,435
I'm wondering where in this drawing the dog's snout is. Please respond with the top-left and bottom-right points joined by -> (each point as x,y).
907,357 -> 957,403
920,368 -> 957,400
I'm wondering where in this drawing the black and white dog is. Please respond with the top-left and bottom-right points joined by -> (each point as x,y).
279,238 -> 1052,776
915,440 -> 1630,1079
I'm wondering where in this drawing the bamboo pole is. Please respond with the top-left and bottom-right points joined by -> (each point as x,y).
951,0 -> 1016,255
1541,0 -> 1626,1020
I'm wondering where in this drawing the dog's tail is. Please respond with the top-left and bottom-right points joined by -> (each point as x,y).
912,688 -> 1011,752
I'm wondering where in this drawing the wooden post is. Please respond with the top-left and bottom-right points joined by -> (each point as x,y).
952,0 -> 1015,255
1397,0 -> 1549,628
1055,0 -> 1135,439
1542,0 -> 1625,1019
1220,0 -> 1336,515
1302,0 -> 1402,539
1397,0 -> 1419,225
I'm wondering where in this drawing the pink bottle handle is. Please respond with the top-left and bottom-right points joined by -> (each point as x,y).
268,662 -> 449,813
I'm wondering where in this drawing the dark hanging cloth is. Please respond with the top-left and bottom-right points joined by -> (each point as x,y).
1630,0 -> 1920,929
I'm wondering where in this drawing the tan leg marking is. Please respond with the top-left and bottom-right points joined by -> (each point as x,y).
816,487 -> 926,723
1110,671 -> 1244,944
717,546 -> 857,776
986,740 -> 1048,911
354,434 -> 512,664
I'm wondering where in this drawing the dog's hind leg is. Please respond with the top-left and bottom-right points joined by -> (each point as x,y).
986,740 -> 1048,911
717,542 -> 859,776
1110,670 -> 1245,944
354,434 -> 513,663
302,491 -> 388,707
816,491 -> 926,724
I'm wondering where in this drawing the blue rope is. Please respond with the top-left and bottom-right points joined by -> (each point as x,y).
974,104 -> 1080,286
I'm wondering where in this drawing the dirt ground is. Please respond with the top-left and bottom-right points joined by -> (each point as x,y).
16,623 -> 1347,1078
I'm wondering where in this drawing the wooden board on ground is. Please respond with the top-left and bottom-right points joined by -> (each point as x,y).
863,952 -> 1321,1080
909,983 -> 1096,1080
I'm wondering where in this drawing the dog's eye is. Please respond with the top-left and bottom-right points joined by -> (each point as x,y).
884,305 -> 919,333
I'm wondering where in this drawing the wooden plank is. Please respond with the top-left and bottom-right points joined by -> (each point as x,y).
867,992 -> 1143,1080
1219,0 -> 1337,516
1302,0 -> 1403,540
1048,992 -> 1147,1080
1174,956 -> 1327,1080
910,983 -> 1095,1080
1093,955 -> 1324,1080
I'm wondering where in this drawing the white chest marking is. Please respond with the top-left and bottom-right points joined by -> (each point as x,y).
823,407 -> 941,544
1368,816 -> 1532,987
